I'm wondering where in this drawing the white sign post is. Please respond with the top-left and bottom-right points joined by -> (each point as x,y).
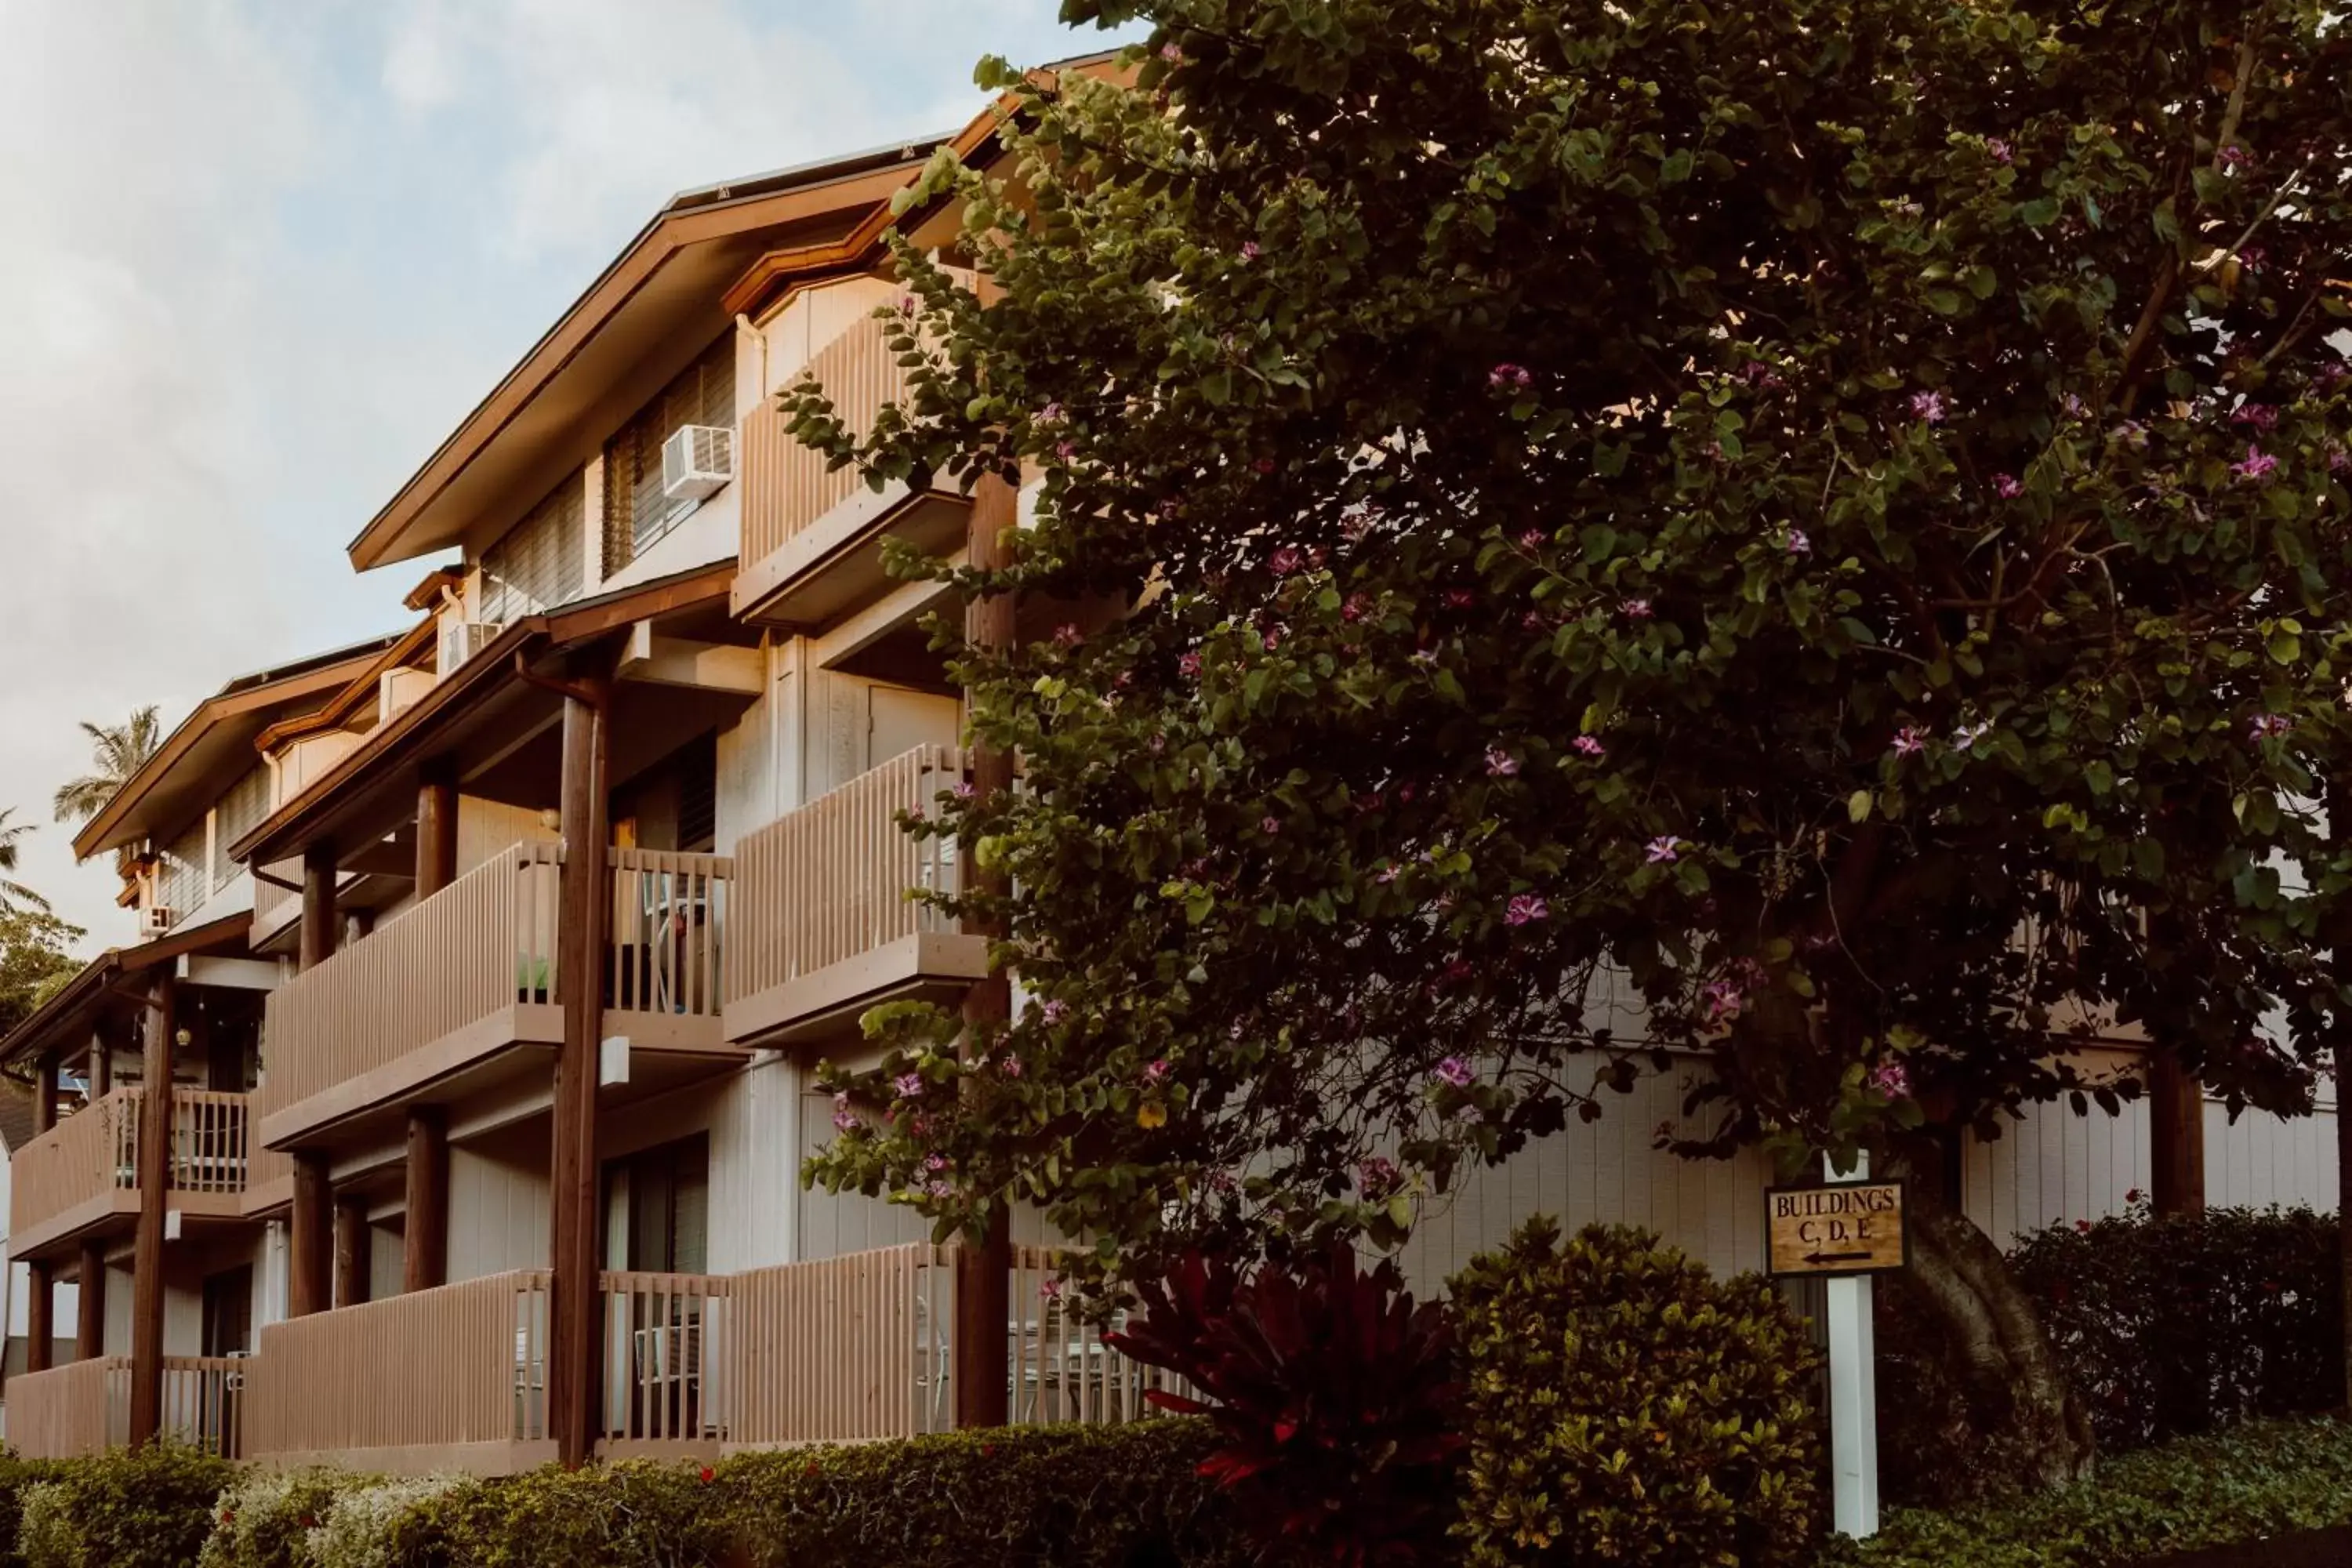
1822,1150 -> 1880,1537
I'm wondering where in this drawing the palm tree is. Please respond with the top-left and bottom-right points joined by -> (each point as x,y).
0,808 -> 51,911
53,706 -> 162,829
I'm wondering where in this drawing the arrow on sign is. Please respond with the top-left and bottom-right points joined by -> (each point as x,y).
1804,1250 -> 1877,1265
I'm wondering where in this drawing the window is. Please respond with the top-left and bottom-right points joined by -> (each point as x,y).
481,469 -> 587,625
605,1134 -> 709,1275
156,819 -> 207,920
601,333 -> 735,573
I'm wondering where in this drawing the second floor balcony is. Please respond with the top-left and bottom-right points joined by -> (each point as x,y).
253,843 -> 745,1153
9,1087 -> 256,1260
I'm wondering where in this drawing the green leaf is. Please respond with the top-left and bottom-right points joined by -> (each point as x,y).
1848,789 -> 1872,823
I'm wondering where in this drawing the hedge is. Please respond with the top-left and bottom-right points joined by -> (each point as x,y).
1818,1417 -> 2352,1568
13,1444 -> 233,1568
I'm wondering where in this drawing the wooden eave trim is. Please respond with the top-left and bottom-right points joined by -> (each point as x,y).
0,913 -> 249,1073
255,617 -> 439,752
347,161 -> 930,575
69,652 -> 395,862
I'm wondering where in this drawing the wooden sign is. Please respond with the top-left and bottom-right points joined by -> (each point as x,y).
1765,1179 -> 1908,1278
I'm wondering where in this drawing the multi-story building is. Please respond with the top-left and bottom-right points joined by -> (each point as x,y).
2,60 -> 2336,1470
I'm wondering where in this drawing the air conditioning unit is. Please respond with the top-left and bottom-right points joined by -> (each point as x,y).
661,424 -> 734,502
437,617 -> 497,677
141,906 -> 175,937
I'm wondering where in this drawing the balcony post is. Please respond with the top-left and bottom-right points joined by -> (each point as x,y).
289,1155 -> 332,1316
333,1196 -> 370,1308
403,1107 -> 448,1293
31,1051 -> 55,1134
416,763 -> 459,899
953,471 -> 1018,1429
75,1240 -> 107,1361
24,1261 -> 53,1375
300,842 -> 338,971
88,1026 -> 111,1098
550,673 -> 610,1468
129,974 -> 176,1446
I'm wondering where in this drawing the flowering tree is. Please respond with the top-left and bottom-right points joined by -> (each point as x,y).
795,0 -> 2352,1483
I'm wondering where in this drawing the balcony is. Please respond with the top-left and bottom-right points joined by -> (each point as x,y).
5,1356 -> 243,1460
253,844 -> 745,1152
9,1087 -> 254,1260
724,746 -> 988,1047
731,314 -> 971,630
234,1244 -> 1176,1473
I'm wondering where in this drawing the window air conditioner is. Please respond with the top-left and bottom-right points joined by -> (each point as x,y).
141,906 -> 175,937
661,424 -> 735,503
437,618 -> 498,677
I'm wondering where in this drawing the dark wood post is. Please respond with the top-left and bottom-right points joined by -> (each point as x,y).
333,1196 -> 370,1308
31,1052 -> 56,1135
129,975 -> 175,1445
2148,1054 -> 2206,1218
89,1027 -> 111,1098
289,1154 -> 333,1317
953,473 -> 1018,1430
550,676 -> 610,1468
404,1108 -> 448,1294
76,1240 -> 107,1360
300,842 -> 339,971
24,1262 -> 53,1376
417,764 -> 459,900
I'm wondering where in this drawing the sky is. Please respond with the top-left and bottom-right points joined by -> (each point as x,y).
0,0 -> 1127,953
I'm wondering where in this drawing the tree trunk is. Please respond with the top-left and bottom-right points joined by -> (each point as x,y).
1885,1143 -> 2096,1490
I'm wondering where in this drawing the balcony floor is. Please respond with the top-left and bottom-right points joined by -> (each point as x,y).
724,930 -> 989,1048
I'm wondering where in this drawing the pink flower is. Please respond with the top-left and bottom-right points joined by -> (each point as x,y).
1444,589 -> 1476,609
1952,720 -> 1990,750
1891,727 -> 1926,757
1784,528 -> 1811,557
1870,1062 -> 1911,1098
1645,837 -> 1681,864
1053,623 -> 1082,647
1909,390 -> 1949,423
1261,627 -> 1283,651
1704,977 -> 1748,1022
1986,137 -> 2013,164
2231,402 -> 2278,431
831,1094 -> 858,1132
1178,651 -> 1203,678
2075,1218 -> 2093,1234
1993,474 -> 2024,499
1486,746 -> 1520,777
1038,402 -> 1065,426
1521,610 -> 1547,632
1000,1054 -> 1022,1080
1269,546 -> 1304,576
1621,598 -> 1653,619
953,780 -> 977,800
2232,445 -> 2278,482
1356,1156 -> 1402,1197
1504,893 -> 1549,927
1487,362 -> 1533,390
1239,240 -> 1261,262
2216,143 -> 2252,169
1572,735 -> 1606,757
1435,1057 -> 1474,1088
924,1152 -> 948,1172
1041,999 -> 1069,1024
1159,41 -> 1183,61
1040,1276 -> 1064,1301
898,295 -> 918,316
1374,864 -> 1400,884
1519,528 -> 1546,549
1056,440 -> 1076,460
2249,713 -> 2294,741
1142,1058 -> 1171,1084
1341,593 -> 1370,622
1261,815 -> 1281,836
893,1072 -> 924,1099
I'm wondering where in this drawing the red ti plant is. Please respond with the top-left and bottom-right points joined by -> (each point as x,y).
1107,1243 -> 1463,1566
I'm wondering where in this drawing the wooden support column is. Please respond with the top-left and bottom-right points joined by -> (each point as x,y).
75,1240 -> 107,1361
416,764 -> 459,899
31,1052 -> 56,1135
129,976 -> 174,1446
403,1108 -> 448,1294
549,674 -> 610,1469
333,1196 -> 370,1308
24,1262 -> 53,1376
289,1154 -> 333,1318
300,842 -> 339,971
89,1027 -> 111,1098
953,472 -> 1018,1430
2148,1053 -> 2206,1218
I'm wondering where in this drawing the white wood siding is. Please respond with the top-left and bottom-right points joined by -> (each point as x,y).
446,1119 -> 552,1280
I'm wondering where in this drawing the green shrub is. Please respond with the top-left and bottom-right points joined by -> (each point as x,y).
0,1453 -> 62,1568
14,1443 -> 232,1568
1820,1415 -> 2352,1566
303,1475 -> 474,1568
400,1464 -> 724,1568
1450,1219 -> 1826,1568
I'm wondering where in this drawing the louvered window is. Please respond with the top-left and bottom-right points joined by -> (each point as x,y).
212,766 -> 270,892
158,819 -> 207,921
481,470 -> 587,625
601,333 -> 735,573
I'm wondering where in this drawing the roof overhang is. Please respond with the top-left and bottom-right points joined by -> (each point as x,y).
0,913 -> 256,1073
71,637 -> 404,861
347,143 -> 946,575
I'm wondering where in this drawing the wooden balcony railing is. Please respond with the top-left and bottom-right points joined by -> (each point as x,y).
608,850 -> 731,1019
728,746 -> 964,1007
9,1087 -> 252,1244
253,844 -> 563,1131
726,1242 -> 951,1444
3,1356 -> 244,1460
241,1269 -> 553,1459
739,312 -> 913,568
599,1270 -> 731,1447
